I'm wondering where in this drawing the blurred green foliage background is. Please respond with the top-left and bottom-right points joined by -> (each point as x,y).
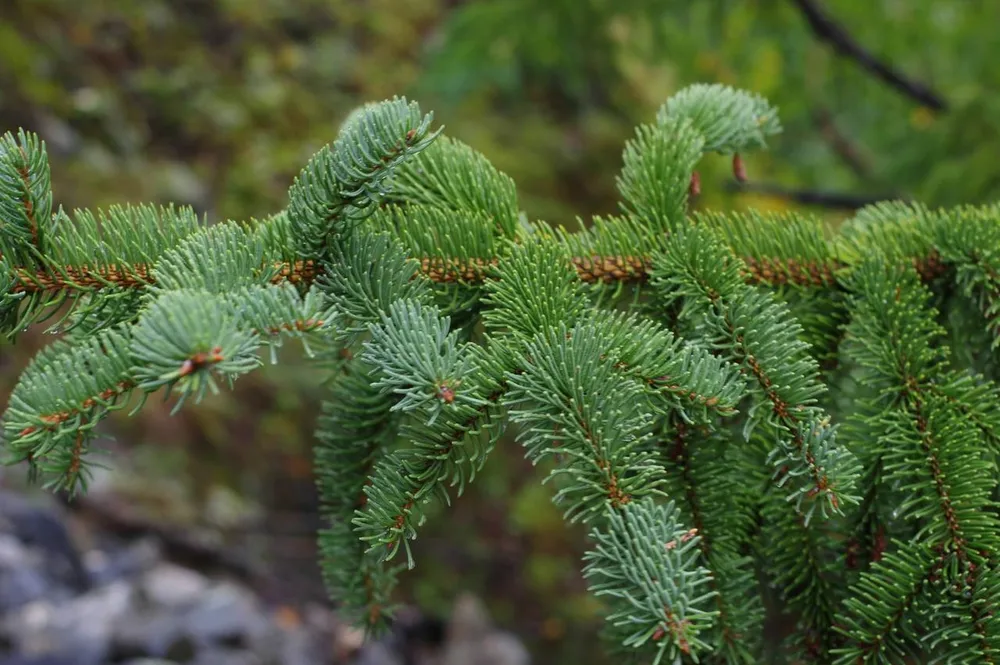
2,0 -> 999,662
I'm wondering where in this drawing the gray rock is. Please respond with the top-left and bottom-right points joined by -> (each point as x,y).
0,491 -> 533,665
348,607 -> 444,665
0,535 -> 82,615
0,533 -> 28,566
0,566 -> 50,613
140,563 -> 209,608
166,637 -> 197,663
351,642 -> 405,665
181,582 -> 267,649
188,648 -> 261,665
0,493 -> 89,592
0,655 -> 96,665
442,632 -> 530,665
0,581 -> 131,665
260,623 -> 341,665
263,604 -> 349,665
86,538 -> 161,586
440,595 -> 529,665
243,601 -> 354,665
109,612 -> 193,662
0,536 -> 50,612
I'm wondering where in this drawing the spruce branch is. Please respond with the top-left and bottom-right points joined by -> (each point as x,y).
315,360 -> 400,634
652,225 -> 859,520
582,309 -> 746,418
286,97 -> 441,260
504,320 -> 669,523
132,284 -> 337,406
128,289 -> 261,407
278,247 -> 843,289
969,563 -> 1000,660
363,299 -> 482,420
617,118 -> 704,234
925,373 -> 1000,458
555,214 -> 667,278
921,561 -> 1000,662
583,498 -> 718,665
831,543 -> 941,664
837,200 -> 948,282
353,301 -> 506,565
386,135 -> 520,240
8,204 -> 202,293
485,243 -> 749,653
836,260 -> 1000,657
225,283 -> 340,361
316,230 -> 433,335
481,240 -> 590,340
842,262 -> 1000,556
0,244 -> 876,296
657,83 -> 782,156
770,286 -> 851,372
759,495 -> 843,660
876,401 -> 993,561
659,421 -> 764,662
367,203 -> 502,269
0,129 -> 52,267
2,325 -> 135,491
7,80 -> 1000,664
2,277 -> 340,490
151,220 -> 279,293
694,209 -> 841,289
935,203 -> 1000,352
2,203 -> 203,337
1,149 -> 969,340
352,383 -> 505,567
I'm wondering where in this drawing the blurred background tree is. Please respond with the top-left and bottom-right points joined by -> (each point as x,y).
2,1 -> 998,662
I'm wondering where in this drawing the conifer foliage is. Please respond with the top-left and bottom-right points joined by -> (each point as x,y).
3,84 -> 1000,663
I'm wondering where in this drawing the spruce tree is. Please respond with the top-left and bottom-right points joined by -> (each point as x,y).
3,83 -> 999,664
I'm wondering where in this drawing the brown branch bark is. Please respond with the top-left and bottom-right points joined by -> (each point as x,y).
8,253 -> 844,298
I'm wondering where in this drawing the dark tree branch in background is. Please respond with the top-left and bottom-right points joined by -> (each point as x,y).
791,0 -> 948,111
726,180 -> 901,210
812,107 -> 874,179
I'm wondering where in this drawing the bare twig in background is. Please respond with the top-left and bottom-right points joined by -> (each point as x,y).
812,107 -> 875,179
726,180 -> 901,210
791,0 -> 948,111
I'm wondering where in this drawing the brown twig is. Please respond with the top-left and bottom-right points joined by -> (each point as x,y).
10,251 -> 843,297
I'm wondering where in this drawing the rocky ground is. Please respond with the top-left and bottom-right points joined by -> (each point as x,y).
0,489 -> 530,665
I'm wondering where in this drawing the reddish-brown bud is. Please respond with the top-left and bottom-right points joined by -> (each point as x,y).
733,153 -> 747,182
